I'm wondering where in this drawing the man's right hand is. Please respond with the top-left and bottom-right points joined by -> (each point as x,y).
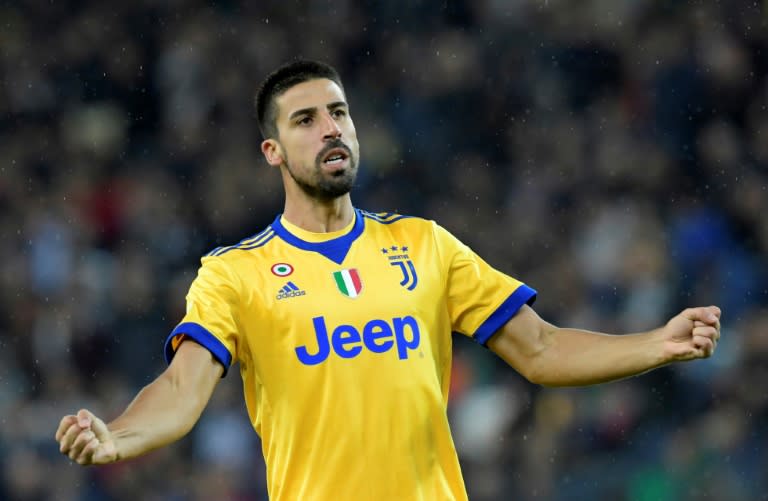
54,341 -> 223,466
55,409 -> 118,465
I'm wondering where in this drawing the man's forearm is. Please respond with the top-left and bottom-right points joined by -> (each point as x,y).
56,341 -> 222,465
526,327 -> 668,387
107,371 -> 205,460
490,305 -> 720,388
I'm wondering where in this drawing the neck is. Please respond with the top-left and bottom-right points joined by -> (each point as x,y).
282,193 -> 355,233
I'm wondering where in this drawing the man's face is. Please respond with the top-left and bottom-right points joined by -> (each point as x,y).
268,78 -> 360,201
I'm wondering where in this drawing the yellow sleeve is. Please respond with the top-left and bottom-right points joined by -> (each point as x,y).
434,223 -> 537,344
164,256 -> 242,376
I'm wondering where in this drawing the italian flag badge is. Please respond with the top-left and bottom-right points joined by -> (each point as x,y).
333,268 -> 363,298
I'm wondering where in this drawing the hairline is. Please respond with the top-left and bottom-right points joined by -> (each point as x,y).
269,78 -> 347,139
256,61 -> 345,140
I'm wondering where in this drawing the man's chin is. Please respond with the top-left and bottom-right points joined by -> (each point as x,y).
313,170 -> 355,198
317,181 -> 354,199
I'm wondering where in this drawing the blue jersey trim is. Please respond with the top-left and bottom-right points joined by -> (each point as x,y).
164,322 -> 233,377
207,229 -> 267,256
216,232 -> 276,255
206,227 -> 275,256
270,208 -> 365,265
473,284 -> 538,345
361,210 -> 412,224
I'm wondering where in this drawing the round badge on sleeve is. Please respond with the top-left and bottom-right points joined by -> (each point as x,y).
271,263 -> 294,277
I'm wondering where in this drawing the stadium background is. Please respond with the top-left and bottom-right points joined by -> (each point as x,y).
2,1 -> 767,500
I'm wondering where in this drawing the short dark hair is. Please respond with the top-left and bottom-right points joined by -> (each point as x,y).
255,60 -> 344,139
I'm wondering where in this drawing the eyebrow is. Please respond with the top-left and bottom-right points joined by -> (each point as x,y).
288,101 -> 348,121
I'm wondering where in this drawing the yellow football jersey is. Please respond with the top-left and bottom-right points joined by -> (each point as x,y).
165,209 -> 536,501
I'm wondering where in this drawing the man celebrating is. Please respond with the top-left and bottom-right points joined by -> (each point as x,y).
56,60 -> 721,501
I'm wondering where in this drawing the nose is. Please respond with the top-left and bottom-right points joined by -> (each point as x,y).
321,112 -> 342,140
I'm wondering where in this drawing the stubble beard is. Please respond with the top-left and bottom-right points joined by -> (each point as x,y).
283,143 -> 359,202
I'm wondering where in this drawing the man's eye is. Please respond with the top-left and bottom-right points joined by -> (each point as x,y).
332,109 -> 346,118
298,117 -> 312,125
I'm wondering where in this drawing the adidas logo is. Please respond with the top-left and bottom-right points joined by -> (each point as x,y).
276,281 -> 307,300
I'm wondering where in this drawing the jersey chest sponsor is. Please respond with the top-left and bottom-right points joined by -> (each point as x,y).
295,315 -> 421,365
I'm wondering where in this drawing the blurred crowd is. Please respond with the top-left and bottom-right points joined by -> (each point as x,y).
1,0 -> 767,500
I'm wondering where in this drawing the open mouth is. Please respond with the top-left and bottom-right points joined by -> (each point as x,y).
321,147 -> 350,166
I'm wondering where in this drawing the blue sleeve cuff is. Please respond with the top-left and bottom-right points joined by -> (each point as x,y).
473,285 -> 538,345
164,322 -> 233,377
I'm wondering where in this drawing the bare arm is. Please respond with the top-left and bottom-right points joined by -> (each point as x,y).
55,340 -> 223,464
488,304 -> 721,387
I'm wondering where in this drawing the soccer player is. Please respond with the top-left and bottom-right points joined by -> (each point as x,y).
55,60 -> 721,500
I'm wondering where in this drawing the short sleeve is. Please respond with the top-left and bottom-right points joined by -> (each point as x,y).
164,256 -> 242,376
434,223 -> 537,345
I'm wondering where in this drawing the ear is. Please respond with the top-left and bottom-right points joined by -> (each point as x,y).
261,139 -> 284,167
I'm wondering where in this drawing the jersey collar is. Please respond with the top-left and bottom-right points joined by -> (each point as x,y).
270,208 -> 365,265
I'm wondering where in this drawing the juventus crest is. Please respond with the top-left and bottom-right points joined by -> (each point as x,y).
381,245 -> 418,291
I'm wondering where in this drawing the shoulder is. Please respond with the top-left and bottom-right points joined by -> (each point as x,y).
192,224 -> 280,295
360,209 -> 461,238
197,223 -> 280,282
204,224 -> 278,259
358,209 -> 453,249
358,209 -> 434,230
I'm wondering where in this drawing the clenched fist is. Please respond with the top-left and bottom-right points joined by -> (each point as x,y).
662,306 -> 721,361
55,409 -> 118,465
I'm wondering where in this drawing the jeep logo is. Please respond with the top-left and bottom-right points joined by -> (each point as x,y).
295,316 -> 421,365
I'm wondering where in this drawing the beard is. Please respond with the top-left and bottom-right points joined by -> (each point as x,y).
283,139 -> 359,202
